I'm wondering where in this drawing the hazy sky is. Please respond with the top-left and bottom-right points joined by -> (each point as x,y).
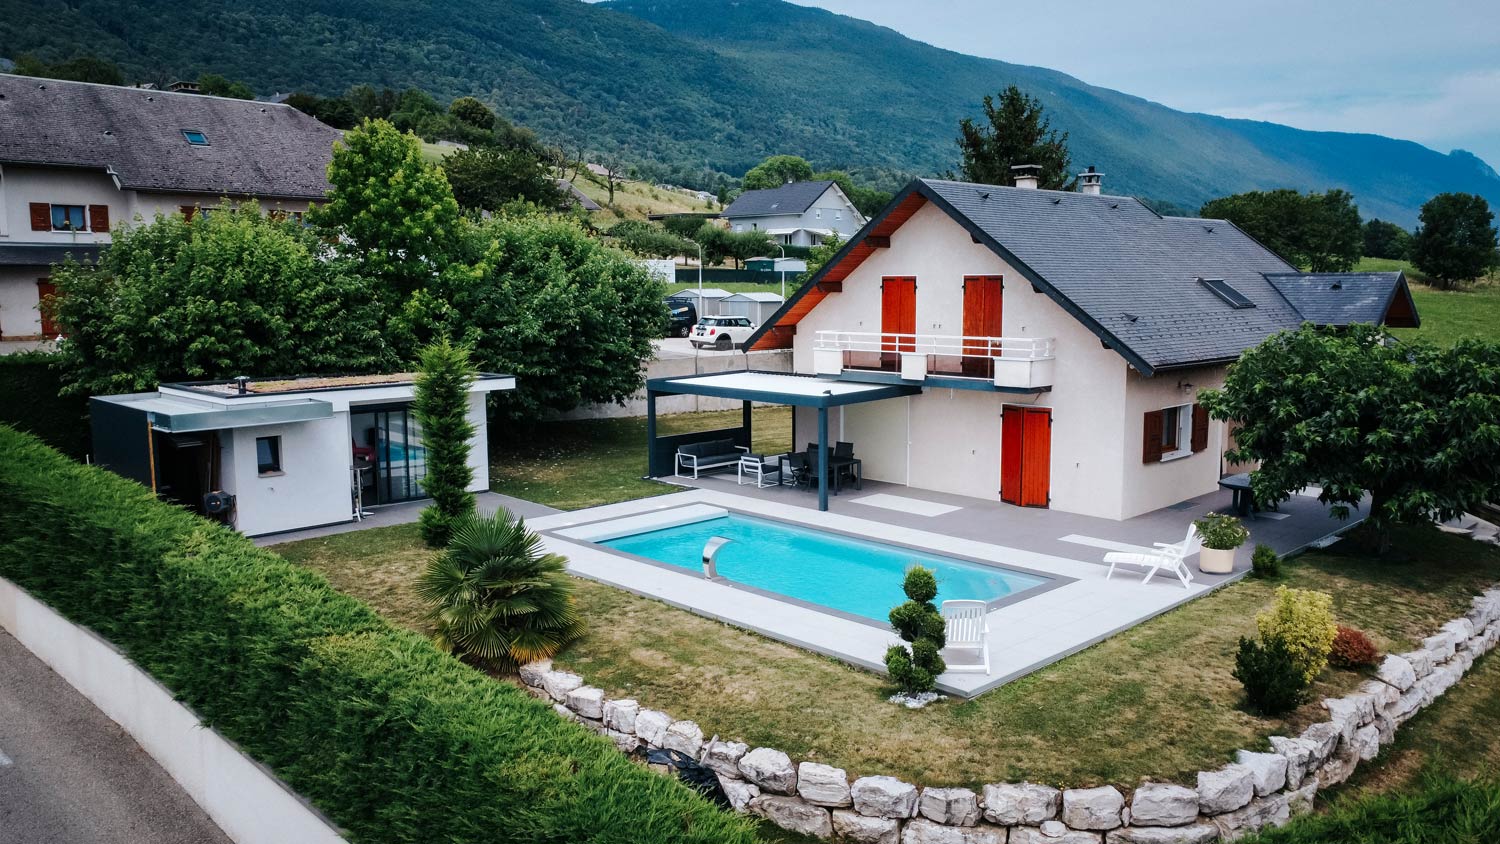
788,0 -> 1500,169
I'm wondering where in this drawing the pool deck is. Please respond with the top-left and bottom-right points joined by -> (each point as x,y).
532,479 -> 1362,697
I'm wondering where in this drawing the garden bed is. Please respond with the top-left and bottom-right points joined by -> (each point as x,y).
276,522 -> 1500,789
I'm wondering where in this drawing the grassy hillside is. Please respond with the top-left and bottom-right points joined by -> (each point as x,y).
1361,257 -> 1500,346
5,0 -> 1497,223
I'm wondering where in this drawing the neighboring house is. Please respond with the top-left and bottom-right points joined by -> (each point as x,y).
722,180 -> 866,247
0,73 -> 342,350
736,173 -> 1419,520
557,178 -> 603,212
90,373 -> 516,537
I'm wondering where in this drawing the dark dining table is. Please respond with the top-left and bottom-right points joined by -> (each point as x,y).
1218,472 -> 1256,517
781,453 -> 863,493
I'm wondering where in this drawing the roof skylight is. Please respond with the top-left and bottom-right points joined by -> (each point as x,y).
182,129 -> 209,145
1198,277 -> 1255,309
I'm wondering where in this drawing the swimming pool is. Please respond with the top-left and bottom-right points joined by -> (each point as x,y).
598,512 -> 1050,623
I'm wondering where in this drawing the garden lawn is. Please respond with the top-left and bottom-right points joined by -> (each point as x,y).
1357,256 -> 1500,346
489,407 -> 790,510
275,522 -> 1500,791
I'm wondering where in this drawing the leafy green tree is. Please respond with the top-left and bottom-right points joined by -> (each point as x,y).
661,213 -> 716,240
1362,219 -> 1411,260
395,215 -> 665,421
742,155 -> 815,190
442,146 -> 563,212
13,53 -> 124,85
414,339 -> 477,547
197,73 -> 254,99
1200,189 -> 1361,271
315,119 -> 462,299
51,206 -> 391,398
1199,324 -> 1500,553
416,510 -> 585,670
801,234 -> 845,285
1411,193 -> 1498,289
448,96 -> 495,131
816,169 -> 891,219
693,221 -> 732,266
609,220 -> 694,259
726,229 -> 774,268
285,91 -> 358,129
955,85 -> 1072,190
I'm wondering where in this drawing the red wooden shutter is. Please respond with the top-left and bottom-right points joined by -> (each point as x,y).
1000,405 -> 1023,504
88,204 -> 110,233
1142,410 -> 1165,463
180,205 -> 197,221
880,276 -> 916,360
961,275 -> 1003,373
30,203 -> 51,231
36,279 -> 60,337
1021,408 -> 1052,507
1190,404 -> 1210,453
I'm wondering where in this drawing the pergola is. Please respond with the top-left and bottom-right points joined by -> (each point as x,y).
645,371 -> 920,510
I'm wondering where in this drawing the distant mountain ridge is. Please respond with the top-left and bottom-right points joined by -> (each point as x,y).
2,0 -> 1494,225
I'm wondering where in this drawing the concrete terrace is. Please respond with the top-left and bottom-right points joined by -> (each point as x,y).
530,478 -> 1361,697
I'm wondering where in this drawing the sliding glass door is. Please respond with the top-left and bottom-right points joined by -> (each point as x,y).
351,405 -> 427,505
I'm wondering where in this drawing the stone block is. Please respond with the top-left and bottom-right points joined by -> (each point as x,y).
1421,632 -> 1457,662
1285,777 -> 1318,817
1062,786 -> 1125,831
919,787 -> 980,827
602,698 -> 638,734
1317,742 -> 1359,787
541,669 -> 584,702
1233,750 -> 1288,796
799,762 -> 852,808
565,685 -> 605,720
983,782 -> 1061,825
852,776 -> 920,819
1104,823 -> 1219,844
634,709 -> 672,747
606,729 -> 640,753
1210,794 -> 1289,842
739,747 -> 797,795
1398,649 -> 1435,679
719,775 -> 760,812
751,795 -> 832,839
662,720 -> 704,757
1010,825 -> 1102,844
1197,765 -> 1254,814
1129,783 -> 1199,828
1358,679 -> 1400,711
517,659 -> 551,687
1267,736 -> 1318,789
832,810 -> 900,844
702,739 -> 748,778
901,818 -> 1004,844
1376,654 -> 1417,691
1351,724 -> 1381,761
1299,722 -> 1341,765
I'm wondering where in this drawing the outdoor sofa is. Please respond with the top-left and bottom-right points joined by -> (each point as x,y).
674,439 -> 750,479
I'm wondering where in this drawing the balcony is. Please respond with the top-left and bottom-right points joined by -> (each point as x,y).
813,331 -> 1055,390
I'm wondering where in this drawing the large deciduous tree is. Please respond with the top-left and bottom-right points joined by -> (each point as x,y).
1362,219 -> 1411,260
1200,189 -> 1362,271
1199,324 -> 1500,552
395,215 -> 665,421
413,338 -> 478,547
51,206 -> 391,398
1411,193 -> 1498,289
315,119 -> 462,299
742,155 -> 815,190
442,146 -> 563,212
955,85 -> 1073,190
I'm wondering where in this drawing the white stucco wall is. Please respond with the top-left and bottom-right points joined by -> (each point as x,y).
1120,364 -> 1230,519
785,200 -> 1158,519
223,415 -> 352,537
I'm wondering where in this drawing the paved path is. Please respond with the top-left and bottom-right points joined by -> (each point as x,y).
0,631 -> 232,844
253,490 -> 558,546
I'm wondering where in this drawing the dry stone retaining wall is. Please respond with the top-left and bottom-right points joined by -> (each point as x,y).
519,586 -> 1500,843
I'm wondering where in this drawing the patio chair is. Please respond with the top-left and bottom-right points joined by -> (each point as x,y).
736,453 -> 781,489
941,600 -> 990,674
833,441 -> 856,487
1103,525 -> 1202,589
784,452 -> 813,488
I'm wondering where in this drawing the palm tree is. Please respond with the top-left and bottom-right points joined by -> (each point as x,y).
415,510 -> 584,670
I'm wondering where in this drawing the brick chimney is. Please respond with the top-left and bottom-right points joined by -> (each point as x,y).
1079,166 -> 1104,195
1010,164 -> 1041,190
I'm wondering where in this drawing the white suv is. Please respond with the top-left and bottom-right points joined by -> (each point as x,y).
691,316 -> 757,350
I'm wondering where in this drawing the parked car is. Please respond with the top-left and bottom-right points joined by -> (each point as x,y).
691,315 -> 757,350
665,301 -> 698,338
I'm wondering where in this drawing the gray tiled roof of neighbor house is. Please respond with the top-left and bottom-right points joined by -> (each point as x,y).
920,178 -> 1313,371
0,74 -> 342,199
722,180 -> 836,218
1263,272 -> 1408,326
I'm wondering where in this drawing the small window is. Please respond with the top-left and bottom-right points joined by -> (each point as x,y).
835,211 -> 842,220
182,129 -> 209,145
815,209 -> 822,219
256,436 -> 282,475
1199,277 -> 1255,309
1161,406 -> 1182,451
50,204 -> 86,231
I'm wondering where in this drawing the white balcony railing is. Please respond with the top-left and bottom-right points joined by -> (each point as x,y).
813,331 -> 1056,389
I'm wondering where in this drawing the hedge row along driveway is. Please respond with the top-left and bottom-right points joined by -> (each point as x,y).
0,425 -> 758,844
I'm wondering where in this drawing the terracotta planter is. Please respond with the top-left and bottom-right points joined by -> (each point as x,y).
1199,546 -> 1239,574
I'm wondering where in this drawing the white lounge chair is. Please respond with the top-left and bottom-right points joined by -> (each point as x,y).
1103,525 -> 1202,589
941,599 -> 990,674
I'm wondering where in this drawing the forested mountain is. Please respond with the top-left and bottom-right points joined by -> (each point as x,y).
4,0 -> 1495,224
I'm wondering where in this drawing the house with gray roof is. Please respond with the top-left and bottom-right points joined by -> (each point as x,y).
737,171 -> 1419,520
0,73 -> 342,350
722,179 -> 865,247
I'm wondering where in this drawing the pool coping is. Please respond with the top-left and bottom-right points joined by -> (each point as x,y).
543,504 -> 1074,632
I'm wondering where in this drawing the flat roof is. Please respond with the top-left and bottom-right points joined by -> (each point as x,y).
91,392 -> 333,432
648,371 -> 920,408
164,371 -> 514,398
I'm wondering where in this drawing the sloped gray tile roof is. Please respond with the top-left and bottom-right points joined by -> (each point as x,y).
0,74 -> 340,199
921,179 -> 1309,370
1263,272 -> 1403,326
723,180 -> 836,218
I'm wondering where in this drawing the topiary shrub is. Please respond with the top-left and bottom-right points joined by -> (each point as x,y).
1251,544 -> 1282,579
1329,625 -> 1381,670
412,338 -> 477,547
884,565 -> 946,695
1233,634 -> 1310,716
1256,586 -> 1338,684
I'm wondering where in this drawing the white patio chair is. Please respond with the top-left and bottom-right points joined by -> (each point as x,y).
940,599 -> 990,674
1103,525 -> 1202,589
736,454 -> 781,489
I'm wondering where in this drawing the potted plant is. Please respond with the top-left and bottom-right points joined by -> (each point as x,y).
1193,512 -> 1249,574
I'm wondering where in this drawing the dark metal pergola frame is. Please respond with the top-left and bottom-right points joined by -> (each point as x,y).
645,371 -> 920,510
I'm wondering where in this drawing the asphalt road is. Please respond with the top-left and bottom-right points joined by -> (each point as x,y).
0,631 -> 232,844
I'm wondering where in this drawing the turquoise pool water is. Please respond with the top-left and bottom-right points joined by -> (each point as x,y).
600,514 -> 1048,622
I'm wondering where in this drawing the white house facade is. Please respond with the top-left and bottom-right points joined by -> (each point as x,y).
90,373 -> 515,537
726,175 -> 1419,520
0,74 -> 341,350
722,180 -> 866,247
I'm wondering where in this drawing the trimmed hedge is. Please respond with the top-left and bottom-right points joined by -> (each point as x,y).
0,425 -> 757,844
0,351 -> 88,458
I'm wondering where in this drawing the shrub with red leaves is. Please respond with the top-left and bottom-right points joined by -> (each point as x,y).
1329,624 -> 1380,669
